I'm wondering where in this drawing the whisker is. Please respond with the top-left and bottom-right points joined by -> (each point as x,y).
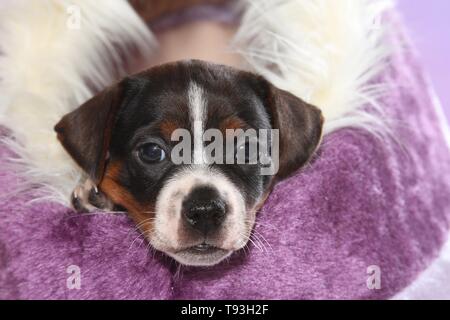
126,217 -> 156,236
252,229 -> 273,253
250,232 -> 267,253
251,231 -> 272,254
145,232 -> 157,260
127,233 -> 146,252
253,220 -> 278,231
66,210 -> 126,219
238,231 -> 263,253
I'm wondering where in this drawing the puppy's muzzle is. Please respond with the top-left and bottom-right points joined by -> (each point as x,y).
182,186 -> 227,236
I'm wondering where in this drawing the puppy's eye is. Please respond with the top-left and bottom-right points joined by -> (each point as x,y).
237,143 -> 250,161
235,141 -> 258,164
139,143 -> 166,163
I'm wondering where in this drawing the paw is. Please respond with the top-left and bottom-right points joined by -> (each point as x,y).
71,179 -> 114,213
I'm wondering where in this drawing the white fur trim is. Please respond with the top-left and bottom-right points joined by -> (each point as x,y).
232,0 -> 393,134
0,0 -> 156,205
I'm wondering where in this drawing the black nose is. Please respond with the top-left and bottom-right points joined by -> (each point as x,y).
182,186 -> 227,235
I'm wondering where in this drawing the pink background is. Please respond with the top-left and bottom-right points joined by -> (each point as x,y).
398,0 -> 450,121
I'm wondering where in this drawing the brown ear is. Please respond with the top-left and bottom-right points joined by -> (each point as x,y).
54,83 -> 124,184
262,81 -> 324,180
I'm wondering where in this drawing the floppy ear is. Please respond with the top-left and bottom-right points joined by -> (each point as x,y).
261,80 -> 324,180
54,82 -> 124,184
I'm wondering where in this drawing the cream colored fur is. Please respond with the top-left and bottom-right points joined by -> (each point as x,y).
0,0 -> 155,204
232,0 -> 393,134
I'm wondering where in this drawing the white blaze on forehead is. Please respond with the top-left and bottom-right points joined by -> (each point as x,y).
188,82 -> 206,165
151,82 -> 250,256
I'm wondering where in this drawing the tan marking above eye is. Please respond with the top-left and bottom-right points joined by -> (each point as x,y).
160,120 -> 183,141
219,116 -> 246,133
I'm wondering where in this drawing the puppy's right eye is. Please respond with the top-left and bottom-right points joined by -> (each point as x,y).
138,143 -> 166,163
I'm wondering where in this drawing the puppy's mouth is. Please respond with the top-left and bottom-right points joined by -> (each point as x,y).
168,242 -> 232,266
185,243 -> 220,254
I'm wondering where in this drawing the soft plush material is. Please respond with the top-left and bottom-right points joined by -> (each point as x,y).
1,14 -> 449,299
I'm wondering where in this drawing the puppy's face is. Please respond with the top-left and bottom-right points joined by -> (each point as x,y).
55,61 -> 323,266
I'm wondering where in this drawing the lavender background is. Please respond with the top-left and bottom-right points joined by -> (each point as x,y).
398,0 -> 450,121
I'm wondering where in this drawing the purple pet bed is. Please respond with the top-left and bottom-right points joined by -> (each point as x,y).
1,20 -> 450,300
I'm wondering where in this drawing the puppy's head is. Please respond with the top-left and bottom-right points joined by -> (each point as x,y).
55,60 -> 323,266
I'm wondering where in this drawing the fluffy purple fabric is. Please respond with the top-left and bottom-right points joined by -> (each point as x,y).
1,21 -> 450,300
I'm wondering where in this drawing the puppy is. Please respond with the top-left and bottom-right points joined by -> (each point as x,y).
55,60 -> 323,266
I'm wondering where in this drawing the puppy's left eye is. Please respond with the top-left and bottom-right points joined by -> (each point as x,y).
139,143 -> 166,163
235,141 -> 258,164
